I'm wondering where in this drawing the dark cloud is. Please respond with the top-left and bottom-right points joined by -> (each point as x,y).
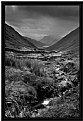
18,6 -> 79,20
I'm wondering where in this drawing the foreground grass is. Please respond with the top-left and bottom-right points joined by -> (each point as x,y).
5,52 -> 80,118
37,84 -> 80,118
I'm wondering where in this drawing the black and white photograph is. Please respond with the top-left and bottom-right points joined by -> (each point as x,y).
2,2 -> 82,119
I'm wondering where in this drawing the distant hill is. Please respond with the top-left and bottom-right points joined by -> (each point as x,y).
45,28 -> 79,54
40,35 -> 61,46
24,37 -> 45,48
5,24 -> 37,49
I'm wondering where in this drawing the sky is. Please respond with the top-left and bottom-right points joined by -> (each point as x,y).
5,5 -> 79,40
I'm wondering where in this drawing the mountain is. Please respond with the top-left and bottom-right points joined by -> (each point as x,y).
40,35 -> 61,46
24,37 -> 45,48
5,24 -> 37,49
45,28 -> 79,53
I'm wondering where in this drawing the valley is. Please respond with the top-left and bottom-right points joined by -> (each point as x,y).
5,24 -> 80,118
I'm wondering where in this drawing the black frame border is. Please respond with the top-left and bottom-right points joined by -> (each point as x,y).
1,1 -> 83,121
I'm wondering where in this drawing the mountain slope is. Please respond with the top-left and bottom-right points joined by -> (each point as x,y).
5,24 -> 37,49
24,37 -> 45,48
40,35 -> 61,46
45,28 -> 79,53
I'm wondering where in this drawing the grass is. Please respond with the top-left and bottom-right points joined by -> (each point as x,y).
37,84 -> 80,118
5,54 -> 45,76
5,52 -> 80,118
5,80 -> 37,118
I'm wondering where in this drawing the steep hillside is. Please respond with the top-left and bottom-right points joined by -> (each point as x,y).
40,35 -> 61,46
5,24 -> 37,49
46,28 -> 79,53
24,37 -> 45,48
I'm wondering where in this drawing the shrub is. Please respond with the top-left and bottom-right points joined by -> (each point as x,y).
5,56 -> 16,67
32,63 -> 40,76
22,74 -> 37,85
5,54 -> 45,77
5,67 -> 23,82
38,86 -> 79,118
31,77 -> 58,101
26,59 -> 32,68
61,62 -> 78,74
30,60 -> 45,77
5,54 -> 32,70
5,81 -> 37,118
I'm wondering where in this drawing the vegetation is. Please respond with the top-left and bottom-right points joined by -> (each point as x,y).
5,51 -> 80,118
38,84 -> 80,118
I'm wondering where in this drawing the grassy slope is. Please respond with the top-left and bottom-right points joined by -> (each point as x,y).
5,24 -> 37,49
24,37 -> 45,48
40,35 -> 61,46
46,28 -> 79,53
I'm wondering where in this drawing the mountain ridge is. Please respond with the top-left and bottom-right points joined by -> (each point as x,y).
40,35 -> 61,46
5,24 -> 37,49
45,27 -> 79,53
24,36 -> 45,48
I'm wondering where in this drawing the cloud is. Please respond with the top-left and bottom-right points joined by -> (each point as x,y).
17,6 -> 79,20
5,5 -> 79,40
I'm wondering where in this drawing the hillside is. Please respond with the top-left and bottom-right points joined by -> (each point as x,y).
5,24 -> 37,49
45,28 -> 79,53
40,35 -> 61,46
24,37 -> 45,48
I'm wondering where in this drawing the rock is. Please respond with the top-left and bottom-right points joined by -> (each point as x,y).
42,99 -> 50,106
56,68 -> 60,71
